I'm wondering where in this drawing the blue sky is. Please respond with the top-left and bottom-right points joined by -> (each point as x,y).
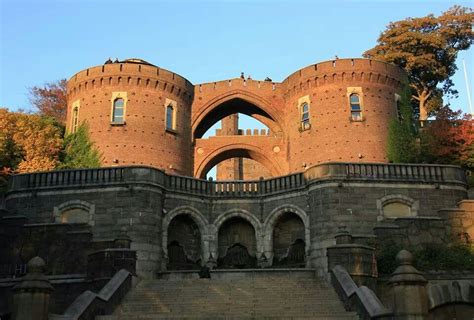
1,0 -> 472,120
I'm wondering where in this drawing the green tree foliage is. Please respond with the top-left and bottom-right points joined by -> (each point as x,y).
59,123 -> 102,169
377,240 -> 474,274
386,87 -> 419,163
364,6 -> 473,119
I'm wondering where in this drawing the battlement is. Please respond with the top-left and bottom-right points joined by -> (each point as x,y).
283,58 -> 407,94
67,61 -> 194,100
215,128 -> 271,136
195,78 -> 282,94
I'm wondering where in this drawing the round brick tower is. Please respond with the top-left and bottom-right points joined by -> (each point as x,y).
282,58 -> 407,172
66,59 -> 194,175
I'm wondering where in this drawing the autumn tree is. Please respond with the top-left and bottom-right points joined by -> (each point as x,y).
0,108 -> 64,175
29,79 -> 67,124
59,123 -> 101,169
364,6 -> 473,120
420,106 -> 473,169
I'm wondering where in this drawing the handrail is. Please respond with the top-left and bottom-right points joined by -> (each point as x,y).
331,265 -> 392,319
6,162 -> 467,198
49,269 -> 132,320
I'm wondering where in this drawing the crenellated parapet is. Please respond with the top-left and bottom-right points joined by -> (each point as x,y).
67,60 -> 194,102
282,58 -> 407,98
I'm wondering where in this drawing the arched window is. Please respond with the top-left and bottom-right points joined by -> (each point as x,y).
112,98 -> 124,123
72,106 -> 79,133
166,104 -> 175,130
300,102 -> 310,130
350,93 -> 362,121
395,94 -> 403,121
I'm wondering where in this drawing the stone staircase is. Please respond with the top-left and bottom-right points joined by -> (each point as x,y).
97,269 -> 357,319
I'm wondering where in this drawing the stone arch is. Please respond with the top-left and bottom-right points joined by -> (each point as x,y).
376,194 -> 419,220
263,204 -> 310,265
192,90 -> 284,139
428,281 -> 474,319
212,209 -> 263,263
53,200 -> 95,225
162,206 -> 209,264
194,143 -> 284,179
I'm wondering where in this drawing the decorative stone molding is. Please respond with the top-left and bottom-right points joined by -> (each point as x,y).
377,194 -> 419,221
53,200 -> 95,226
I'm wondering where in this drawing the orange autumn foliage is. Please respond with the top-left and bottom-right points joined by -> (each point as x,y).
421,106 -> 474,169
29,79 -> 67,124
0,108 -> 63,174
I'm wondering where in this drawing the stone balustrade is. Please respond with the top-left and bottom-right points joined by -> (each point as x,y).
7,162 -> 467,197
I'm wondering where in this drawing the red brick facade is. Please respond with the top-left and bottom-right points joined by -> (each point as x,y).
66,58 -> 406,178
215,115 -> 272,180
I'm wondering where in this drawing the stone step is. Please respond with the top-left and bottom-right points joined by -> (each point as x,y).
98,316 -> 357,320
104,274 -> 356,319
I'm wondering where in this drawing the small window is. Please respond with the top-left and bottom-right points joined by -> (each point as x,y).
300,102 -> 310,130
72,107 -> 79,133
166,105 -> 175,130
112,98 -> 124,123
350,94 -> 362,121
396,100 -> 402,121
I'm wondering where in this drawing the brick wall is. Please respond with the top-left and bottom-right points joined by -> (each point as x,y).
67,58 -> 406,179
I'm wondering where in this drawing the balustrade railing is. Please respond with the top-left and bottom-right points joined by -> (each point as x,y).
304,162 -> 466,184
10,167 -> 125,190
7,163 -> 467,197
344,163 -> 445,180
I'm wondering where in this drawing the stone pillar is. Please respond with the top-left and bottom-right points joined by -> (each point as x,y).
389,250 -> 428,320
326,228 -> 377,288
114,230 -> 132,248
11,256 -> 54,320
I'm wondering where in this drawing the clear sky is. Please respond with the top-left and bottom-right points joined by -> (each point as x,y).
1,0 -> 472,116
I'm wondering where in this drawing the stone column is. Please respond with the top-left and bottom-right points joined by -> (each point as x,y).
389,250 -> 428,320
326,228 -> 377,288
11,256 -> 54,320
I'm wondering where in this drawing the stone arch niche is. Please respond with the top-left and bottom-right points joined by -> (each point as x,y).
53,200 -> 95,225
271,212 -> 306,267
192,93 -> 284,140
217,217 -> 258,269
166,214 -> 202,270
376,194 -> 419,220
263,205 -> 310,267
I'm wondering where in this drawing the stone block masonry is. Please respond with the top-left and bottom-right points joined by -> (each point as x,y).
3,162 -> 467,278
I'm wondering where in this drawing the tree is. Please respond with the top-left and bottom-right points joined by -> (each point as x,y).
0,108 -> 64,174
386,87 -> 419,163
60,123 -> 101,169
420,106 -> 473,169
29,79 -> 67,124
363,6 -> 473,120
